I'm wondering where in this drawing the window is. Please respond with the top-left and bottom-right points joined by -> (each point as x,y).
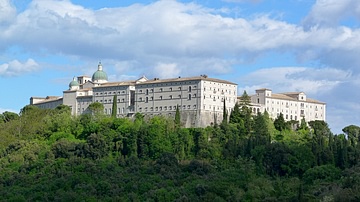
121,98 -> 125,102
169,95 -> 173,99
150,97 -> 153,101
160,96 -> 163,100
139,90 -> 143,93
146,97 -> 148,103
170,87 -> 172,91
155,107 -> 158,111
160,88 -> 163,92
188,94 -> 192,100
164,106 -> 167,110
178,87 -> 181,91
187,105 -> 190,109
139,97 -> 143,102
188,86 -> 192,92
146,89 -> 149,95
194,94 -> 196,98
159,107 -> 162,111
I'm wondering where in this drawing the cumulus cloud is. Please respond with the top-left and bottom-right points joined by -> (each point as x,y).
0,0 -> 16,25
153,63 -> 181,79
0,0 -> 360,76
239,67 -> 351,95
302,0 -> 360,28
222,0 -> 261,3
0,59 -> 39,77
0,108 -> 17,114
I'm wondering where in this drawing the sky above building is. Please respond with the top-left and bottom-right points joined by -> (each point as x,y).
1,0 -> 359,134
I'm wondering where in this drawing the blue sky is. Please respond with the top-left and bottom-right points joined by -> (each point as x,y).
1,0 -> 359,134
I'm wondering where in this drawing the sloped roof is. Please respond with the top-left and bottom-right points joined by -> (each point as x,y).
136,76 -> 237,85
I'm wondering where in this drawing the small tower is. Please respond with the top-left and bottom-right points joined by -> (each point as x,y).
69,77 -> 80,90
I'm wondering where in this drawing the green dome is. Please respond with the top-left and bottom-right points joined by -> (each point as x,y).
69,77 -> 79,88
92,62 -> 108,82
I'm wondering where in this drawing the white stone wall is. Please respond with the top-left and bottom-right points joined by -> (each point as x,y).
249,89 -> 326,122
135,80 -> 202,115
34,99 -> 63,109
63,91 -> 77,115
92,85 -> 134,117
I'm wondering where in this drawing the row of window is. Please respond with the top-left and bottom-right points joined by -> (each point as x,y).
139,94 -> 197,102
264,100 -> 323,110
96,98 -> 126,103
139,86 -> 197,95
204,87 -> 235,95
138,105 -> 197,112
95,91 -> 126,96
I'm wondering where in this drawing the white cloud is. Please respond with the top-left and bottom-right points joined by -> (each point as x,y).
0,0 -> 16,25
153,63 -> 181,79
0,0 -> 360,77
0,108 -> 17,114
0,58 -> 39,77
302,0 -> 360,28
222,0 -> 261,3
239,67 -> 351,95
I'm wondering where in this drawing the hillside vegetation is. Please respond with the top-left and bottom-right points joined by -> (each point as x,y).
0,103 -> 360,201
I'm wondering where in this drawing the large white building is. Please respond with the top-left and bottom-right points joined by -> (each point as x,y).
30,63 -> 238,127
247,88 -> 326,122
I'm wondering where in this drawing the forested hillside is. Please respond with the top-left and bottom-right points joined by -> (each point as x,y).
1,103 -> 360,201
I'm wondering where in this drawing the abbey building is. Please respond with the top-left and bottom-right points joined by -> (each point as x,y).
246,88 -> 326,122
30,63 -> 326,127
30,63 -> 238,127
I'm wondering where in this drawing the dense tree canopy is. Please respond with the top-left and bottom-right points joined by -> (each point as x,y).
0,105 -> 359,201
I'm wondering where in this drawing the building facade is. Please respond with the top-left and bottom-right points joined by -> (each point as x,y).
30,63 -> 238,127
247,88 -> 326,122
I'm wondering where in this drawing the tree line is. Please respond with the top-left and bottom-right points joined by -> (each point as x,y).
0,94 -> 360,201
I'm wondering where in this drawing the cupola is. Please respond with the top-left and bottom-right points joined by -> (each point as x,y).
69,77 -> 80,90
92,62 -> 108,83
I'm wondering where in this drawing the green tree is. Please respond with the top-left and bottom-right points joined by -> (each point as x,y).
238,91 -> 253,136
111,95 -> 117,118
229,102 -> 241,124
2,111 -> 19,122
88,102 -> 104,115
274,113 -> 288,132
342,125 -> 360,146
298,117 -> 308,131
222,98 -> 228,125
175,105 -> 181,127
